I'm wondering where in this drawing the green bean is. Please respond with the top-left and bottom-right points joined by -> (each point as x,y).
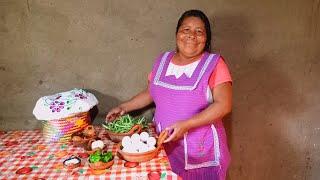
102,114 -> 147,133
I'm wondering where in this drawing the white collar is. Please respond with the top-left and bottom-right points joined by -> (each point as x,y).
165,60 -> 200,78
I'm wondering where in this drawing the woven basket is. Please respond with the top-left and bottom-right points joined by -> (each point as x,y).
42,112 -> 91,142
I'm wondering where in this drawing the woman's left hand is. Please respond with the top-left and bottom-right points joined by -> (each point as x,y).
164,120 -> 190,143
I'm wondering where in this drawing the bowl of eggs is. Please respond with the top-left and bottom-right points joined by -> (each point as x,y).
117,130 -> 168,162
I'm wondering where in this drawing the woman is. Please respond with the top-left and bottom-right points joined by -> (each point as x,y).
106,9 -> 232,180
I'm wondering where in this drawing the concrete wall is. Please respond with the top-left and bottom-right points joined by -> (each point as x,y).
0,0 -> 319,179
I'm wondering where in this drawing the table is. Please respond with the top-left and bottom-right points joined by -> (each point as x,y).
0,127 -> 180,180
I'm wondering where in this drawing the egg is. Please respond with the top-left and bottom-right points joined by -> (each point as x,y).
122,147 -> 130,153
147,145 -> 156,151
138,143 -> 149,153
138,141 -> 147,147
131,133 -> 140,143
122,136 -> 132,148
123,147 -> 138,153
131,142 -> 141,151
146,137 -> 156,147
122,143 -> 136,152
139,132 -> 149,142
122,133 -> 158,154
91,140 -> 104,150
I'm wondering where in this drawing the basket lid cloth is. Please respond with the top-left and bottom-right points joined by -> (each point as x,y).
33,88 -> 98,120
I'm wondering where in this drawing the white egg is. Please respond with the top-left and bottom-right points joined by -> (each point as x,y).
123,142 -> 134,150
147,145 -> 156,151
131,142 -> 141,151
122,136 -> 132,147
123,147 -> 138,153
122,143 -> 136,152
139,132 -> 149,142
122,141 -> 133,149
138,141 -> 147,148
131,133 -> 140,143
91,140 -> 104,150
138,143 -> 149,153
146,137 -> 156,146
131,139 -> 140,146
122,147 -> 130,153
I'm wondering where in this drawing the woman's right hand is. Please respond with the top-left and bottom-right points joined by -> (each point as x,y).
105,106 -> 126,121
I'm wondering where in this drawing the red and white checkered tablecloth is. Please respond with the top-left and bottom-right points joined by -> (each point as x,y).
0,127 -> 181,180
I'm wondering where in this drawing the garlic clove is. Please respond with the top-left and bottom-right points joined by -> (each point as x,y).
91,140 -> 104,150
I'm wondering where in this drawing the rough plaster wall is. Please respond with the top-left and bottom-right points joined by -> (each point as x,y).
0,0 -> 319,179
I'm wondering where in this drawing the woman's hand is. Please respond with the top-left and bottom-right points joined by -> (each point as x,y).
163,120 -> 190,143
105,106 -> 126,121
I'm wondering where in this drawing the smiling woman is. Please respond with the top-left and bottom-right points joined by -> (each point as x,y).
106,9 -> 232,180
175,16 -> 207,61
175,17 -> 208,62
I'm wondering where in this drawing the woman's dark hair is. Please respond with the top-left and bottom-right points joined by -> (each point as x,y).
176,9 -> 212,52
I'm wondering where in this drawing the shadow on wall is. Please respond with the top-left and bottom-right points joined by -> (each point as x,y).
212,14 -> 307,179
85,89 -> 155,125
211,12 -> 251,163
85,89 -> 121,125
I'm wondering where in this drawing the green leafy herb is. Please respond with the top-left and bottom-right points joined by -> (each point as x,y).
101,152 -> 113,163
89,151 -> 113,163
89,153 -> 101,163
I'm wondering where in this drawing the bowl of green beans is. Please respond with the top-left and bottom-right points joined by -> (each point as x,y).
102,115 -> 147,142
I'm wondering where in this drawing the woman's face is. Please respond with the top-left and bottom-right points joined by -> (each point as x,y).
176,16 -> 207,58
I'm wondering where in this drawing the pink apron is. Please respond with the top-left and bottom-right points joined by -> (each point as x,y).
149,51 -> 230,179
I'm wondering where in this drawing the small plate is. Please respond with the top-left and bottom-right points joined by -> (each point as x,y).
63,156 -> 81,169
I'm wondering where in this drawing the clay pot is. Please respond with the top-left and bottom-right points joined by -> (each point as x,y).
83,125 -> 96,138
105,124 -> 142,143
117,130 -> 168,162
88,159 -> 114,170
71,133 -> 89,147
71,125 -> 98,147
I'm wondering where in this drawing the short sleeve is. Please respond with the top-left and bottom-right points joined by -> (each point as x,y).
208,57 -> 232,89
148,72 -> 152,82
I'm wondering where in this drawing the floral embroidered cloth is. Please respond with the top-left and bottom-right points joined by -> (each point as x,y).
33,89 -> 98,120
